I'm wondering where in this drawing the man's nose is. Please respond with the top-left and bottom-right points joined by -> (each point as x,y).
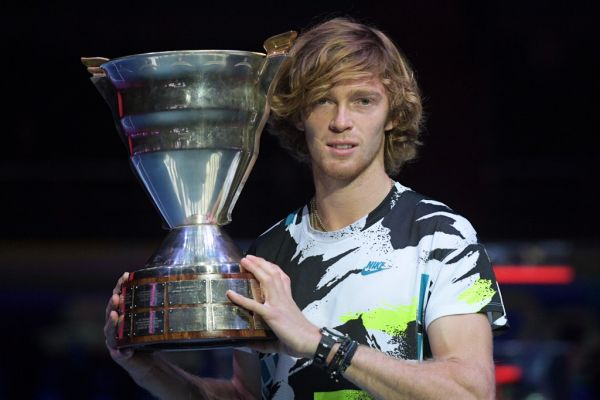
329,105 -> 353,133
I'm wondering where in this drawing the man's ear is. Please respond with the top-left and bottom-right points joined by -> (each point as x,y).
384,117 -> 395,132
295,120 -> 305,131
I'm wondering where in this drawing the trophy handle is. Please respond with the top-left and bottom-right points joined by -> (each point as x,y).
81,56 -> 130,148
257,30 -> 297,95
224,31 -> 297,225
263,31 -> 298,56
81,56 -> 110,77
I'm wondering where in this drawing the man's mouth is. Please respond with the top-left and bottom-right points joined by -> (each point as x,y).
329,144 -> 355,149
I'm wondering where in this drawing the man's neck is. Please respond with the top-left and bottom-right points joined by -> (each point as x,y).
312,169 -> 392,231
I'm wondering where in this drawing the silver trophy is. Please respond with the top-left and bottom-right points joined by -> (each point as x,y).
83,31 -> 296,350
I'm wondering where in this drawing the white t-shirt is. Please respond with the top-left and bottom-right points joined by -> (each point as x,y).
248,182 -> 507,400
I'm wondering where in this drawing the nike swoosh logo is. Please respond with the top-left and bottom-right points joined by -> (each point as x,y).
361,261 -> 390,275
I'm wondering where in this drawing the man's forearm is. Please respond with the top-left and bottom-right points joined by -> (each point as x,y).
341,345 -> 495,400
127,353 -> 245,400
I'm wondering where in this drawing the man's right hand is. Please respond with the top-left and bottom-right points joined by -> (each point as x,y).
104,272 -> 154,377
103,272 -> 260,399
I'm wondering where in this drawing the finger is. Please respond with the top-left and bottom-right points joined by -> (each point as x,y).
246,256 -> 287,284
240,257 -> 272,283
104,310 -> 119,349
227,290 -> 264,315
113,272 -> 130,295
280,271 -> 293,297
105,293 -> 120,321
239,259 -> 248,273
245,255 -> 280,271
242,256 -> 284,284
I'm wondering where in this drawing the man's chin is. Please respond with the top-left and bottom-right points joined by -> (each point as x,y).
316,162 -> 366,182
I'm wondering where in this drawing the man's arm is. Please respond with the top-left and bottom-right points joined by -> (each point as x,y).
340,313 -> 495,400
228,255 -> 496,400
105,273 -> 260,400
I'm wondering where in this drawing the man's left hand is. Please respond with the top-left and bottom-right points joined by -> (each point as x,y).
227,255 -> 321,359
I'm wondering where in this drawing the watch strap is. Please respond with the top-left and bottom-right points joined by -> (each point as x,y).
313,327 -> 344,368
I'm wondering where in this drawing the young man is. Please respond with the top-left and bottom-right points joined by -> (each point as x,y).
105,18 -> 507,399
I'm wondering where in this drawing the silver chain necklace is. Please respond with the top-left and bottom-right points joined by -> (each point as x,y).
310,197 -> 327,231
310,179 -> 394,232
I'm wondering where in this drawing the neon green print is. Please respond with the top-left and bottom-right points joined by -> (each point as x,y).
314,389 -> 374,400
457,278 -> 496,307
339,297 -> 418,334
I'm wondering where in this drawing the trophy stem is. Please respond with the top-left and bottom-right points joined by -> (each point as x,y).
144,225 -> 243,274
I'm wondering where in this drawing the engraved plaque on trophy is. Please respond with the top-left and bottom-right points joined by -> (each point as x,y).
82,31 -> 297,350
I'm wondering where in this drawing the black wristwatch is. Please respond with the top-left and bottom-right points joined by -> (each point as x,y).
313,327 -> 345,368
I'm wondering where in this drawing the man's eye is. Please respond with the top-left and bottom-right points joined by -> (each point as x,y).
315,98 -> 330,105
356,98 -> 372,106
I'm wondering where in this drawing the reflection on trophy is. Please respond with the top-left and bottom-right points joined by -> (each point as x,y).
82,31 -> 297,350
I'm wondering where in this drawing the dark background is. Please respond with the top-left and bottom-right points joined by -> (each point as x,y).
0,1 -> 598,399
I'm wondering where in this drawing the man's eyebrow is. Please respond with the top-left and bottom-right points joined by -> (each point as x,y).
348,89 -> 384,98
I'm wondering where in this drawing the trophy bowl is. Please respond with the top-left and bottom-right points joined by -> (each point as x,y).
83,31 -> 296,350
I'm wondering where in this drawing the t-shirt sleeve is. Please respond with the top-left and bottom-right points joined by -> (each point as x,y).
423,218 -> 508,332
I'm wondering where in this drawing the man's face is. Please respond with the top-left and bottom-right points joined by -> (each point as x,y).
298,77 -> 394,182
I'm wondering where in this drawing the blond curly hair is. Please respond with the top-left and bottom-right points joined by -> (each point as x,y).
269,18 -> 424,176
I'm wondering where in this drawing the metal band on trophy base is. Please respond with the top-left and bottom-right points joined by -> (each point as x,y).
83,31 -> 297,350
117,270 -> 272,350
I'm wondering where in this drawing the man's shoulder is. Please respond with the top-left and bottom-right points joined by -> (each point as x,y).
392,186 -> 456,221
389,186 -> 478,242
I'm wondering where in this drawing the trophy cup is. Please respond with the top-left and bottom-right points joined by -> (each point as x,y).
82,31 -> 297,350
